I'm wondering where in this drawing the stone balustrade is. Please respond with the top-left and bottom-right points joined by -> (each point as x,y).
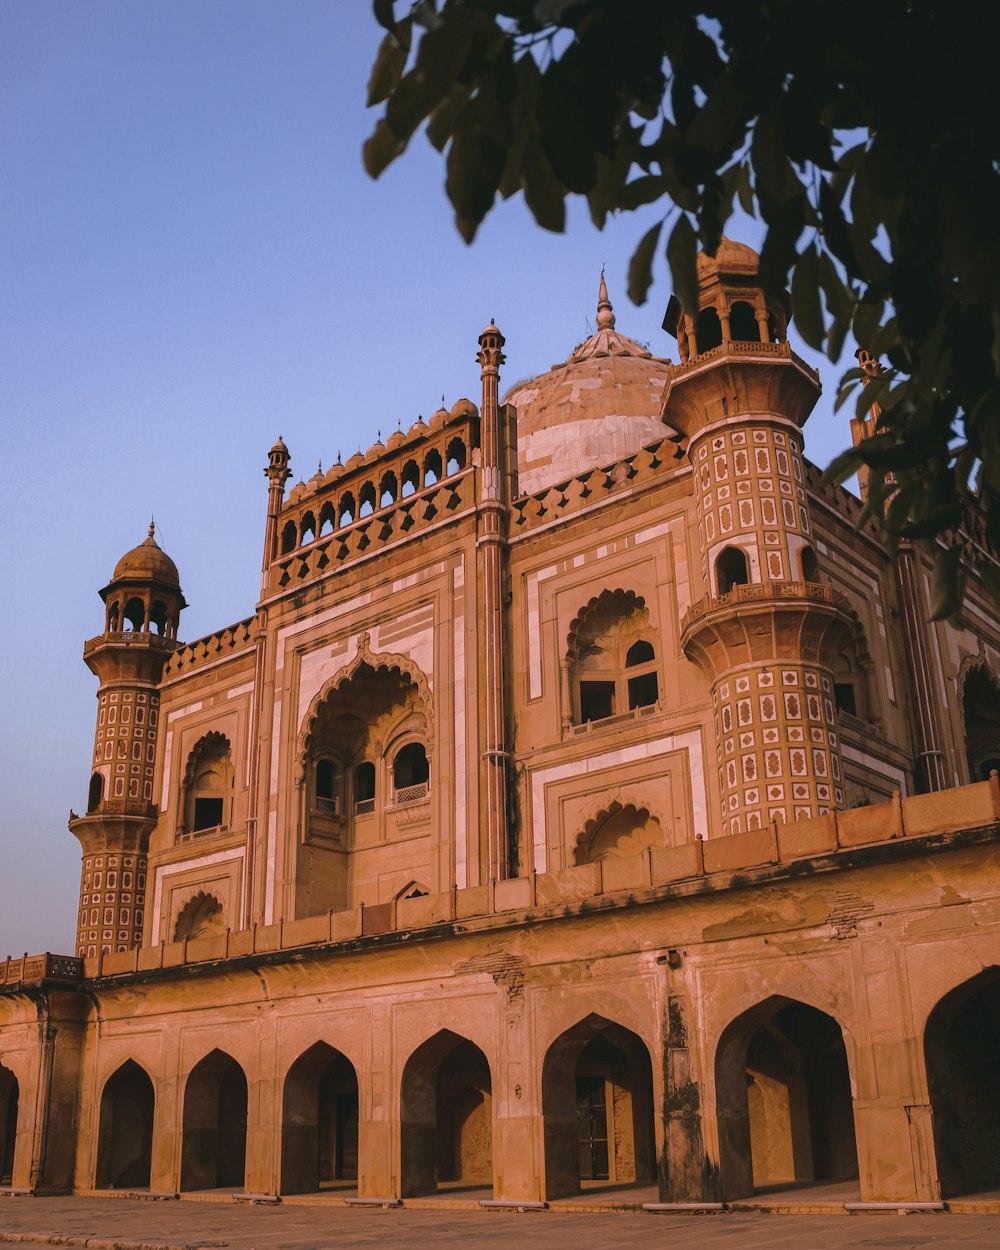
511,437 -> 675,535
681,579 -> 853,633
162,615 -> 257,679
0,952 -> 83,986
84,631 -> 178,658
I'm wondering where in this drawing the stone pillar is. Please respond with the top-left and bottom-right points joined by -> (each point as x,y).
660,993 -> 712,1202
358,1003 -> 394,1198
476,321 -> 512,881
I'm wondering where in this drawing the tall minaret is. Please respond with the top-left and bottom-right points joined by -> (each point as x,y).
476,320 -> 514,879
261,436 -> 291,592
666,240 -> 853,835
68,525 -> 185,957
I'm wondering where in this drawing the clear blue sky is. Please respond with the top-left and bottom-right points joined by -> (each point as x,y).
0,2 -> 855,955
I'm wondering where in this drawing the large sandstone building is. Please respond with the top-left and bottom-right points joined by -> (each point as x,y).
2,241 -> 1000,1209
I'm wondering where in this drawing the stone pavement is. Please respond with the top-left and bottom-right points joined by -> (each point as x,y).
4,1197 -> 1000,1250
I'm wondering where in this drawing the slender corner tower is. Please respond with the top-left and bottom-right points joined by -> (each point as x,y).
666,239 -> 854,835
476,319 -> 513,879
69,524 -> 185,957
261,435 -> 291,592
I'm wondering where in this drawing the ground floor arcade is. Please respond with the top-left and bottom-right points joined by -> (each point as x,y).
2,840 -> 999,1205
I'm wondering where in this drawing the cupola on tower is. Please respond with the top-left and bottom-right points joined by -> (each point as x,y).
68,524 -> 186,957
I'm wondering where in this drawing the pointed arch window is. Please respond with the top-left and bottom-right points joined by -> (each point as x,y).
181,734 -> 234,836
568,591 -> 661,728
392,742 -> 430,804
716,546 -> 750,594
314,758 -> 341,816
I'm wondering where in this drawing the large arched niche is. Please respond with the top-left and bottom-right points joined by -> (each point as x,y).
573,799 -> 666,865
958,659 -> 1000,782
296,632 -> 434,776
280,1041 -> 360,1194
540,1013 -> 656,1200
95,1059 -> 155,1189
923,966 -> 1000,1198
713,995 -> 858,1200
399,1028 -> 494,1198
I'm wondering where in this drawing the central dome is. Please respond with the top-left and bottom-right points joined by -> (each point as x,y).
506,275 -> 672,495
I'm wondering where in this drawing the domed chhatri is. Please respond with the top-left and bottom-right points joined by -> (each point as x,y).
111,521 -> 181,588
507,272 -> 670,495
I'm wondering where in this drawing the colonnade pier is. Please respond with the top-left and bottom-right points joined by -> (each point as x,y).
3,778 -> 1000,1206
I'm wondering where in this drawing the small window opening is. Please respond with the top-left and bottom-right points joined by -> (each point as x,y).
445,439 -> 466,476
359,482 -> 375,518
193,795 -> 224,831
319,503 -> 335,537
149,601 -> 168,635
393,743 -> 429,800
626,641 -> 655,667
316,759 -> 337,800
834,683 -> 858,717
801,545 -> 820,582
401,460 -> 419,498
123,597 -> 145,632
339,493 -> 355,527
716,547 -> 750,594
628,671 -> 659,710
300,512 -> 316,545
88,772 -> 104,812
696,307 -> 723,353
281,521 -> 297,553
424,449 -> 442,486
379,472 -> 397,508
729,301 -> 758,342
580,681 -> 615,724
354,761 -> 376,807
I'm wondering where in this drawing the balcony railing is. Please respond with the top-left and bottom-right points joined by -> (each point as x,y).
571,702 -> 659,737
681,580 -> 851,633
84,631 -> 178,657
1,953 -> 83,985
394,781 -> 429,805
354,797 -> 376,816
314,795 -> 341,816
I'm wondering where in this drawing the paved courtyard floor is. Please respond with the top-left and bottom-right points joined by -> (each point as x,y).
4,1196 -> 1000,1250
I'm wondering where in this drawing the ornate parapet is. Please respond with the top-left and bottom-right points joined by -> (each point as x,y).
162,615 -> 256,680
0,953 -> 82,988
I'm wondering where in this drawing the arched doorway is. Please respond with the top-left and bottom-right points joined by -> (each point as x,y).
180,1050 -> 248,1192
925,968 -> 1000,1197
400,1030 -> 493,1197
0,1065 -> 18,1187
715,998 -> 858,1199
541,1014 -> 656,1200
95,1060 -> 154,1189
281,1042 -> 359,1194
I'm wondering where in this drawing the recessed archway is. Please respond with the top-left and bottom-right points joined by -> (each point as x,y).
280,1042 -> 359,1194
541,1014 -> 656,1200
180,1049 -> 247,1192
400,1030 -> 493,1197
924,967 -> 1000,1197
95,1060 -> 154,1190
0,1064 -> 18,1187
714,997 -> 858,1199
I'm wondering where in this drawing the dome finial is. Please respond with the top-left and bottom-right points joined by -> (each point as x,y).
148,517 -> 155,541
597,268 -> 616,331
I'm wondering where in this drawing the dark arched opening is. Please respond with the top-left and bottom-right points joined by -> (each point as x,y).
393,742 -> 429,800
716,546 -> 750,595
280,1042 -> 359,1194
95,1060 -> 154,1190
400,1031 -> 493,1197
319,502 -> 335,537
359,482 -> 376,518
339,493 -> 355,527
962,668 -> 1000,782
445,438 -> 466,476
800,545 -> 820,583
180,1050 -> 248,1191
925,968 -> 1000,1197
730,301 -> 759,342
541,1015 -> 655,1200
300,511 -> 316,545
715,998 -> 858,1199
281,520 -> 297,554
0,1066 -> 18,1187
696,307 -> 723,353
424,449 -> 442,486
354,761 -> 376,813
401,459 -> 420,498
379,472 -> 397,508
88,772 -> 104,813
122,597 -> 145,632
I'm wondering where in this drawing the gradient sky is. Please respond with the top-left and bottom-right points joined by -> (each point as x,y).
0,2 -> 857,955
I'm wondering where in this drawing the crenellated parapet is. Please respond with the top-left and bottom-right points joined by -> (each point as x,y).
263,401 -> 480,594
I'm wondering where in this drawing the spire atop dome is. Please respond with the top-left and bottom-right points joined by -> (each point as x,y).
147,518 -> 156,542
596,270 -> 616,331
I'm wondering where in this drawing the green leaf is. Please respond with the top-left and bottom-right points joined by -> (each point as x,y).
667,214 -> 699,316
930,547 -> 963,621
366,24 -> 411,108
791,247 -> 824,349
627,220 -> 663,306
822,445 -> 863,488
521,136 -> 566,233
363,118 -> 405,178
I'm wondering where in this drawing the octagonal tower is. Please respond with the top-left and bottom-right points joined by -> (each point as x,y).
68,524 -> 185,957
665,240 -> 853,836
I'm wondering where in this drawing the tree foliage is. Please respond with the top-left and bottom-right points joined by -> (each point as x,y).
365,0 -> 1000,613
